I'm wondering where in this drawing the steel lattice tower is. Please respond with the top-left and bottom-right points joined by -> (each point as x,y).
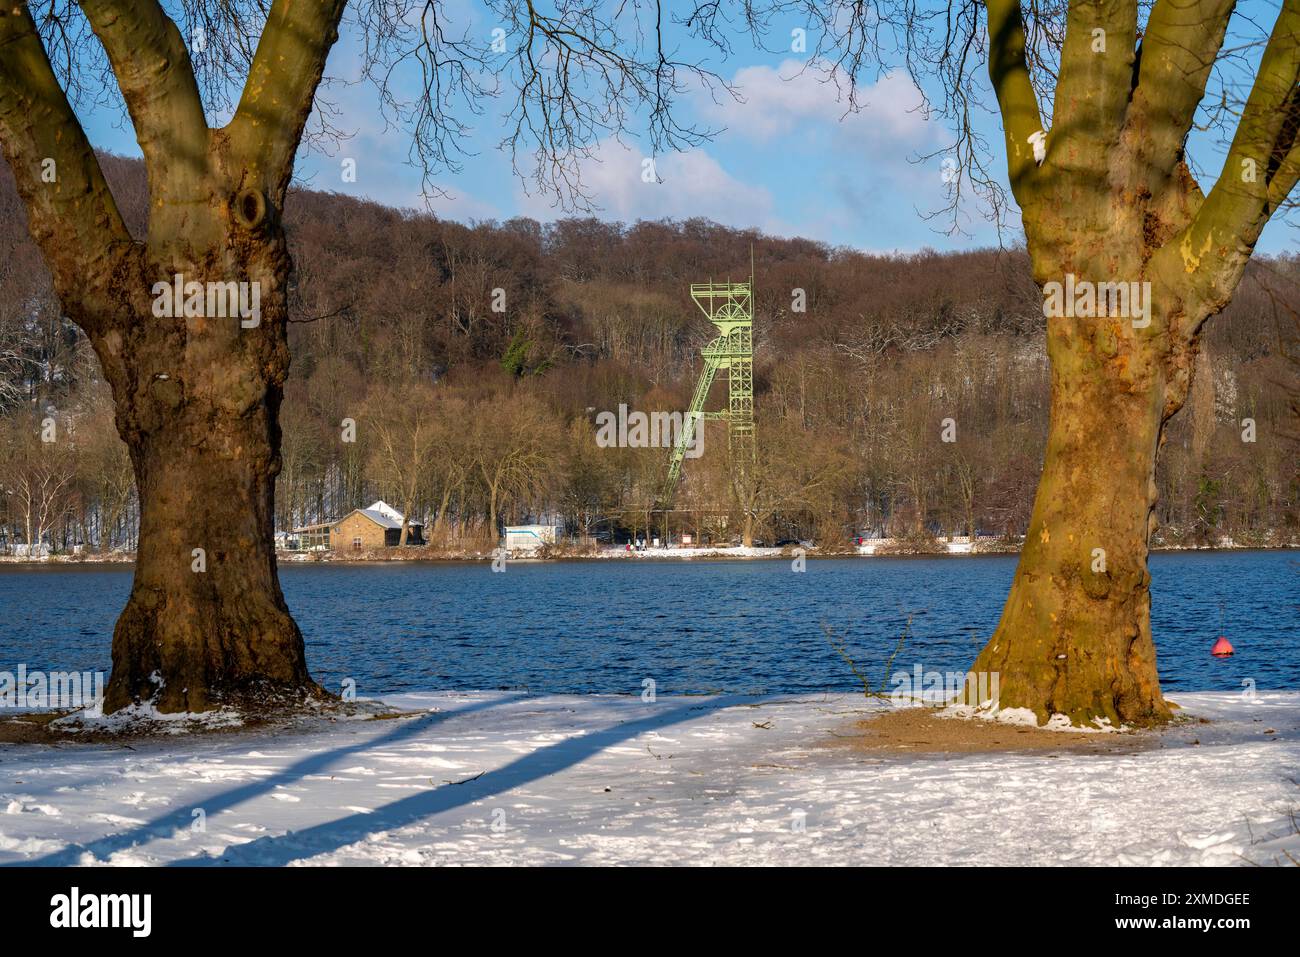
661,264 -> 755,506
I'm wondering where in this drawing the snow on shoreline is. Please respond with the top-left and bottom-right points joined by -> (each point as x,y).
4,541 -> 1297,566
1,691 -> 1297,866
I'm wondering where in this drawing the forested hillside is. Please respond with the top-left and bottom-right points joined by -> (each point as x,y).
2,155 -> 1296,553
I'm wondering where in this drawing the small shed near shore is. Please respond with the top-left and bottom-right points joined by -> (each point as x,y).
504,525 -> 561,553
289,501 -> 424,551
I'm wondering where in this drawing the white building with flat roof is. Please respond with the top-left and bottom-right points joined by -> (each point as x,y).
503,525 -> 561,553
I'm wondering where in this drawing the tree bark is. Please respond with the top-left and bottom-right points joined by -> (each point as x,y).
434,482 -> 455,536
0,0 -> 349,713
106,373 -> 312,712
400,490 -> 416,545
973,0 -> 1299,726
96,230 -> 319,713
970,317 -> 1171,726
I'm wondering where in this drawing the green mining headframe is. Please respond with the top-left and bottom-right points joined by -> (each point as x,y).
660,264 -> 755,508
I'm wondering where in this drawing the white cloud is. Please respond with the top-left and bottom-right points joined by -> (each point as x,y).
698,61 -> 932,151
515,140 -> 775,225
297,40 -> 963,248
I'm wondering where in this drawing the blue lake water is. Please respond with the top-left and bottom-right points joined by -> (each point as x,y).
0,552 -> 1296,696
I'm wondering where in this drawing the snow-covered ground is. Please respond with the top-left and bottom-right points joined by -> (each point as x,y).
610,545 -> 784,559
609,538 -> 993,558
1,691 -> 1296,866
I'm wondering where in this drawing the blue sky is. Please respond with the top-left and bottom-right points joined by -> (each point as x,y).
78,2 -> 1296,256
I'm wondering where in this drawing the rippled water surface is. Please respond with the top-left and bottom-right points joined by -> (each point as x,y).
1,551 -> 1296,695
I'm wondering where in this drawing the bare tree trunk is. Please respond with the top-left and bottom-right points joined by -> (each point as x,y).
970,0 -> 1299,726
400,494 -> 416,545
971,327 -> 1170,726
0,0 -> 348,712
98,240 -> 317,713
433,482 -> 454,535
107,368 -> 312,712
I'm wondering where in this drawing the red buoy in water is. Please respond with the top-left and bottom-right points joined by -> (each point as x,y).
1211,636 -> 1234,658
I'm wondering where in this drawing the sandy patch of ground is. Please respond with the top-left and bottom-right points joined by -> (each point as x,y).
0,712 -> 62,745
842,706 -> 1157,754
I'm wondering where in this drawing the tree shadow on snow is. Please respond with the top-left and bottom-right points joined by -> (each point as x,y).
171,694 -> 757,866
13,693 -> 517,866
14,693 -> 757,866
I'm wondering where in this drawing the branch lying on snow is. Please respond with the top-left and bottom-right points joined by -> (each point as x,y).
645,743 -> 673,761
436,770 -> 486,786
1235,806 -> 1300,867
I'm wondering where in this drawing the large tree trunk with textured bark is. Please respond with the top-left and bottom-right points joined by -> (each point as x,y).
0,0 -> 347,713
101,267 -> 311,712
971,296 -> 1173,726
108,407 -> 311,713
93,204 -> 318,713
970,0 -> 1298,726
965,224 -> 1205,727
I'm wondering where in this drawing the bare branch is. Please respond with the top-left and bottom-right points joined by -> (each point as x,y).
1048,0 -> 1138,182
227,0 -> 348,203
1130,0 -> 1236,190
1170,0 -> 1300,316
0,2 -> 133,328
987,0 -> 1048,211
79,0 -> 209,200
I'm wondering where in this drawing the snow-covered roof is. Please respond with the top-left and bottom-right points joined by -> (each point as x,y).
366,500 -> 405,522
356,500 -> 419,529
